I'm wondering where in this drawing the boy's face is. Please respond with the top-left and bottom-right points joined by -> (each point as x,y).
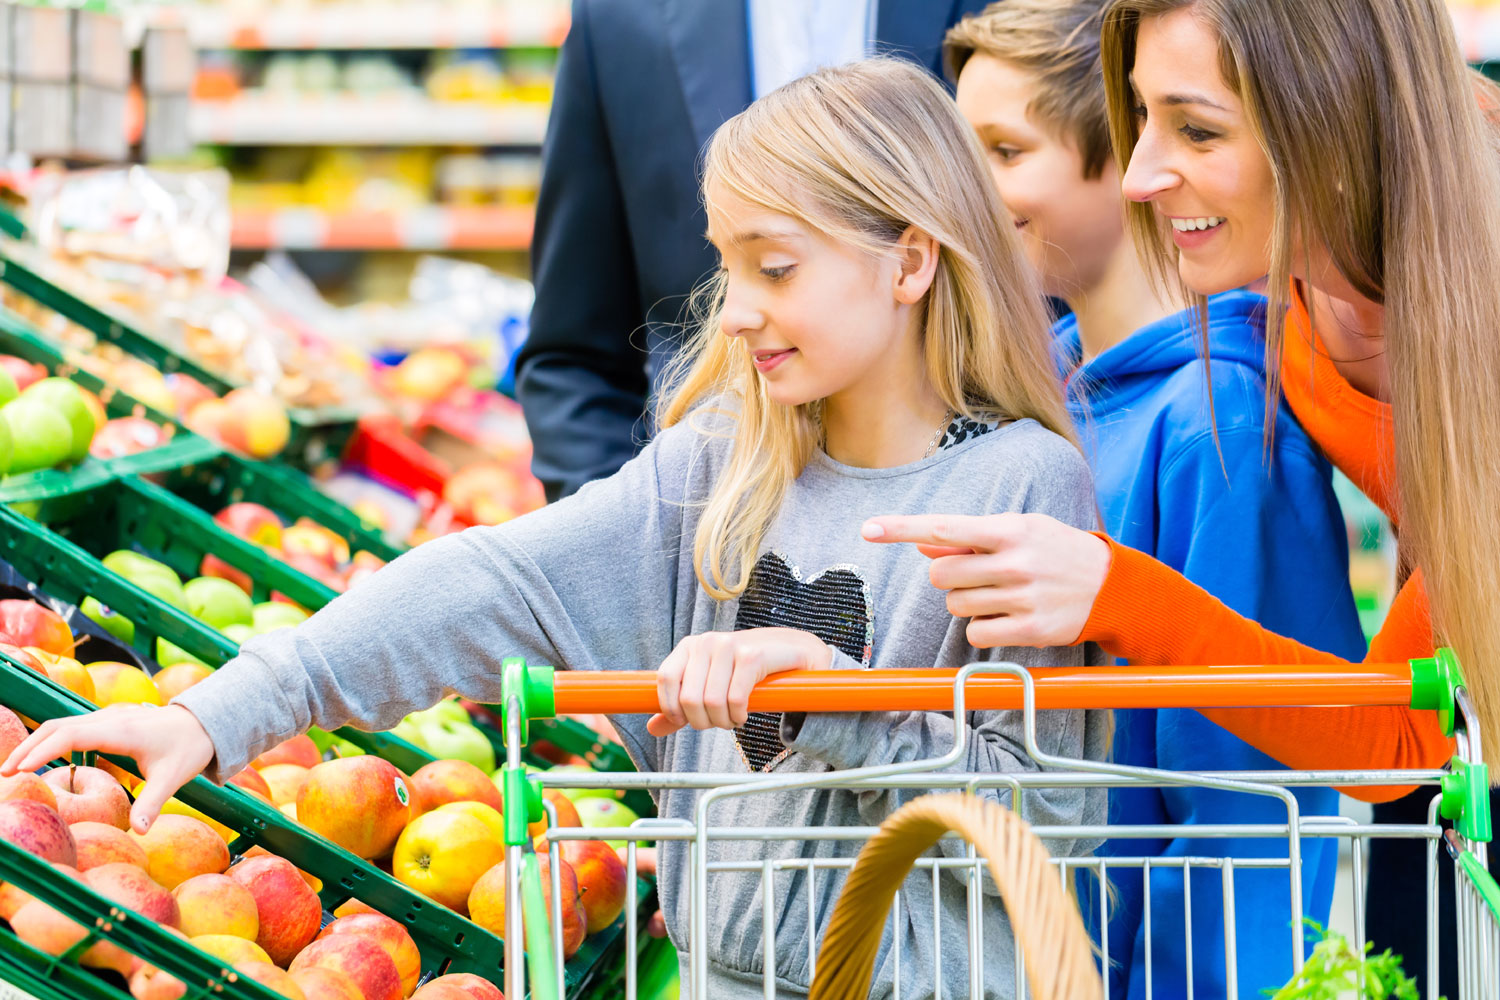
955,54 -> 1126,301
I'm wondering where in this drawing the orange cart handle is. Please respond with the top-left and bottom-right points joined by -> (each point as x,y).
550,662 -> 1420,715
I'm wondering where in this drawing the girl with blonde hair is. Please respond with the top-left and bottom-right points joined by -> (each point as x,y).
6,58 -> 1107,999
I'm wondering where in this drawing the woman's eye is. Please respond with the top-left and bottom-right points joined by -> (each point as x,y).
991,145 -> 1022,163
1179,123 -> 1216,143
1130,103 -> 1148,121
760,265 -> 795,282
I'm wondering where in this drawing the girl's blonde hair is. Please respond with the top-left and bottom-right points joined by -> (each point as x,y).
1101,0 -> 1500,756
660,57 -> 1076,599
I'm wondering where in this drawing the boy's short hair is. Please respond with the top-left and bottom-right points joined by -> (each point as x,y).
944,0 -> 1111,179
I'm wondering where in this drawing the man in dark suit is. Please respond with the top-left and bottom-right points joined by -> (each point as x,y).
518,0 -> 990,500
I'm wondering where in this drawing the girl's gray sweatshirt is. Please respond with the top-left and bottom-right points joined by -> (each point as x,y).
174,407 -> 1109,1000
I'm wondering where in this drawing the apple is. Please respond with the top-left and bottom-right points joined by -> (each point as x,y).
392,348 -> 467,403
2,398 -> 73,471
90,416 -> 170,460
0,355 -> 43,393
253,601 -> 309,633
71,821 -> 149,871
408,759 -> 504,817
282,552 -> 347,593
0,773 -> 57,810
507,784 -> 581,840
0,600 -> 74,656
218,389 -> 291,459
0,641 -> 42,670
315,913 -> 421,997
164,373 -> 216,418
23,647 -> 97,702
252,734 -> 321,770
131,814 -> 230,888
290,936 -> 402,1000
184,576 -> 255,631
0,366 -> 13,408
392,806 -> 506,911
434,801 -> 504,842
0,705 -> 27,760
290,966 -> 366,1000
0,860 -> 80,920
234,962 -> 309,1000
393,703 -> 495,773
241,844 -> 321,893
0,799 -> 76,865
190,934 -> 272,966
228,853 -> 322,965
572,798 -> 640,850
85,861 -> 180,928
153,662 -> 213,701
258,764 -> 309,807
296,757 -> 412,860
76,388 -> 107,438
173,872 -> 260,940
411,986 -> 470,1000
545,764 -> 621,802
228,767 -> 272,802
15,897 -> 134,975
223,624 -> 256,645
86,662 -> 164,706
556,839 -> 627,934
282,519 -> 350,570
130,956 -> 187,1000
114,362 -> 176,415
20,377 -> 97,463
159,797 -> 236,844
80,596 -> 135,643
416,974 -> 504,1000
199,552 -> 253,596
44,765 -> 131,829
156,639 -> 209,669
467,854 -> 585,958
102,551 -> 189,611
186,398 -> 232,445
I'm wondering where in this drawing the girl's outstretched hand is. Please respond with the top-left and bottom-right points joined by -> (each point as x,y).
0,704 -> 215,834
861,512 -> 1111,648
647,627 -> 833,737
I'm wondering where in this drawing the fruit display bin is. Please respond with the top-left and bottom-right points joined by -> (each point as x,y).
0,247 -> 360,472
0,646 -> 659,998
0,308 -> 224,504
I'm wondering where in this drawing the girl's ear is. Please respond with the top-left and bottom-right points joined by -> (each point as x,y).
893,226 -> 940,305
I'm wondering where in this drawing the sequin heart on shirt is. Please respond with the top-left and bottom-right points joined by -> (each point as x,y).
731,551 -> 873,772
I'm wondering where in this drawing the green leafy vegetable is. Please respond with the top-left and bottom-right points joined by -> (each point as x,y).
1265,920 -> 1436,1000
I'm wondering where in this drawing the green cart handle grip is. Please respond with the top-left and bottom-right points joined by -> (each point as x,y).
521,849 -> 560,1000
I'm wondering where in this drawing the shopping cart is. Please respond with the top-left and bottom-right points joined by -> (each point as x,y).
493,653 -> 1499,999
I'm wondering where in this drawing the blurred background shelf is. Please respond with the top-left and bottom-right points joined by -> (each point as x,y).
231,204 -> 534,250
183,2 -> 570,51
192,96 -> 549,146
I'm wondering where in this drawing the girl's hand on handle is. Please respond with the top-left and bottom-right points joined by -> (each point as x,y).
647,627 -> 833,737
0,704 -> 215,834
862,512 -> 1112,648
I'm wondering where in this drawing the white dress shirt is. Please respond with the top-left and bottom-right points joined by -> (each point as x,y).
748,0 -> 877,99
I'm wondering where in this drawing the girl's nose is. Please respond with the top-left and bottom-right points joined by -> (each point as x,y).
1119,129 -> 1179,204
719,283 -> 764,340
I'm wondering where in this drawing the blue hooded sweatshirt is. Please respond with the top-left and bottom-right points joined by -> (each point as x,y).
1061,290 -> 1366,1000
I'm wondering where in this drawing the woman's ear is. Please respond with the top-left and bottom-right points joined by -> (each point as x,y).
893,226 -> 940,305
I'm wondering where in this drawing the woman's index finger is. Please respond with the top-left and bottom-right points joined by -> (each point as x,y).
860,513 -> 1013,552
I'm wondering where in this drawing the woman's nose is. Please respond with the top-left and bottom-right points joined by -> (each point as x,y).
1119,128 -> 1178,204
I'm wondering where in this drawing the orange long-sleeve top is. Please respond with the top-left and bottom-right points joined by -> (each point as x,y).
1079,283 -> 1451,801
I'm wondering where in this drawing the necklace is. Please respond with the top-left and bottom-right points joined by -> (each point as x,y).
923,409 -> 956,459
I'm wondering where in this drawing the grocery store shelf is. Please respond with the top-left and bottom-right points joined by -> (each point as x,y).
191,96 -> 549,145
231,205 -> 534,250
182,3 -> 570,50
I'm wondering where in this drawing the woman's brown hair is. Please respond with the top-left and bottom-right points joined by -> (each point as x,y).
1101,0 -> 1500,758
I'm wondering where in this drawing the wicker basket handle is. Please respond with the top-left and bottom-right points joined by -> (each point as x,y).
808,793 -> 1101,1000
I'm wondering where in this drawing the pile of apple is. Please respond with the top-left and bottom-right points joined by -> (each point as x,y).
0,719 -> 506,1000
0,364 -> 102,475
77,550 -> 312,671
204,502 -> 387,597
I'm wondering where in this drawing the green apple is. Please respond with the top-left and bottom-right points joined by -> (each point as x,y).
422,698 -> 471,727
0,367 -> 17,408
184,576 -> 254,630
222,623 -> 256,645
156,638 -> 209,668
251,601 -> 309,633
20,377 -> 95,464
393,704 -> 496,772
1,400 -> 71,473
544,764 -> 621,802
0,416 -> 11,475
80,596 -> 135,644
101,551 -> 190,610
572,798 -> 641,849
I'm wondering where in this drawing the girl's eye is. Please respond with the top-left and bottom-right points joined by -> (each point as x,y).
1179,122 -> 1216,143
991,145 -> 1022,163
760,265 -> 795,282
1130,103 -> 1148,121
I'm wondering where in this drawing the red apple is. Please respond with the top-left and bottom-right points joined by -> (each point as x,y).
228,767 -> 272,802
281,519 -> 350,569
233,961 -> 309,999
199,552 -> 253,596
417,974 -> 504,1000
408,759 -> 504,817
215,502 -> 284,548
331,897 -> 379,919
316,913 -> 420,997
0,706 -> 27,761
23,647 -> 97,703
130,814 -> 230,889
468,855 -> 585,959
164,373 -> 216,418
0,600 -> 73,656
289,936 -> 402,1000
218,389 -> 291,460
289,966 -> 365,1000
44,765 -> 131,829
296,757 -> 412,860
0,642 -> 43,670
174,872 -> 259,940
130,959 -> 187,1000
0,355 -> 45,392
85,861 -> 180,928
0,773 -> 57,810
0,798 -> 77,865
90,416 -> 171,460
228,853 -> 322,966
252,734 -> 321,770
558,839 -> 628,934
71,821 -> 149,871
14,897 -> 134,975
411,986 -> 472,1000
153,662 -> 213,702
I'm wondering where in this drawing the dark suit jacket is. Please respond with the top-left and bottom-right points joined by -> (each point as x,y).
518,0 -> 990,499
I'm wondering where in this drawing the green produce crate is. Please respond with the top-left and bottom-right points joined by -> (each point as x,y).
0,308 -> 223,504
0,247 -> 359,471
156,449 -> 404,564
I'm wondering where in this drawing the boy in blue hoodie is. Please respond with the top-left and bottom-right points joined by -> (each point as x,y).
948,3 -> 1367,997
